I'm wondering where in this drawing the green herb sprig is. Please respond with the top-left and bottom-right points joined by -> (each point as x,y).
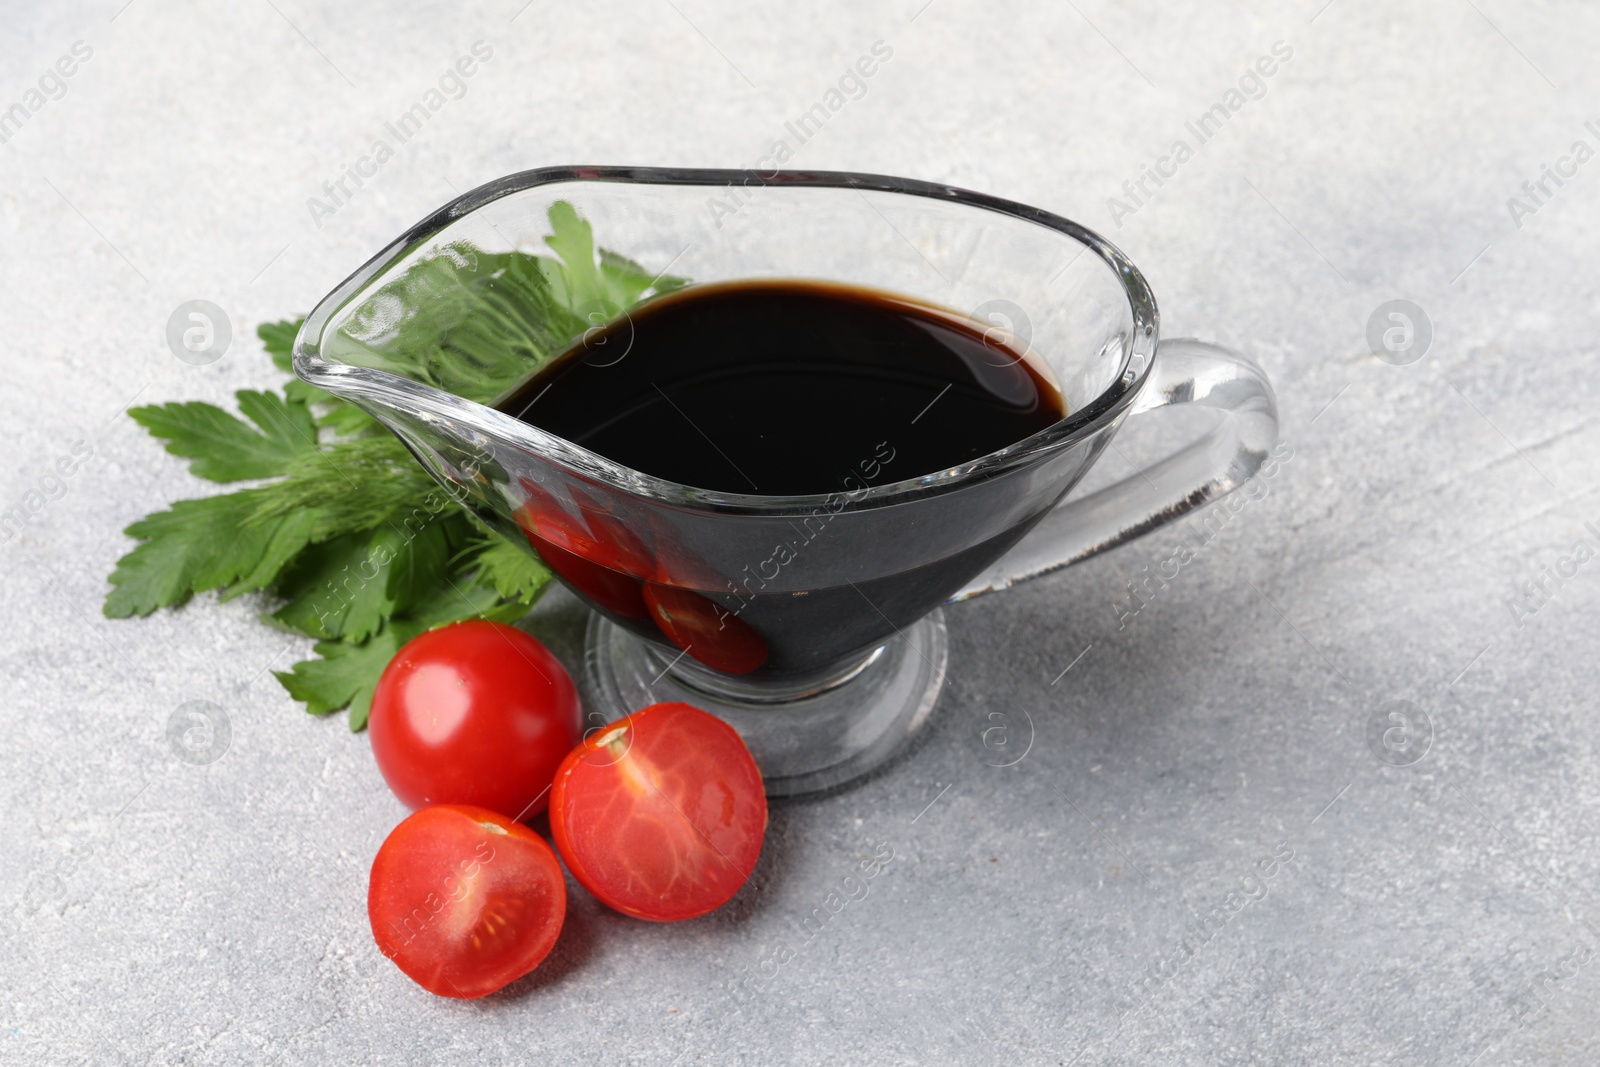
104,204 -> 684,729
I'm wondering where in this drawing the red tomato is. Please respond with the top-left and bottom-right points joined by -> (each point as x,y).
514,484 -> 652,621
643,582 -> 768,675
566,484 -> 654,567
515,478 -> 653,574
369,621 -> 581,820
550,702 -> 767,921
521,529 -> 651,622
368,804 -> 566,998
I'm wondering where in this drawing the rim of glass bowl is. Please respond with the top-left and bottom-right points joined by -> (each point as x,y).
294,166 -> 1160,516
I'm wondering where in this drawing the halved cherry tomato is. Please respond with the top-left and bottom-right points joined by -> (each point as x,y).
643,582 -> 768,674
521,529 -> 651,621
514,481 -> 652,621
368,804 -> 566,998
550,702 -> 766,921
515,478 -> 653,573
369,621 -> 581,819
566,483 -> 655,566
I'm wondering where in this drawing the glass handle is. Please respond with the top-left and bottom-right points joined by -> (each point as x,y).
948,338 -> 1280,601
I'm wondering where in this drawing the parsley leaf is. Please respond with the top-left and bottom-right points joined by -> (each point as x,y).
105,202 -> 682,728
225,508 -> 320,600
259,318 -> 304,371
274,629 -> 406,730
543,200 -> 607,313
326,245 -> 584,404
599,247 -> 689,308
106,490 -> 277,616
261,316 -> 380,437
471,535 -> 554,601
130,391 -> 317,482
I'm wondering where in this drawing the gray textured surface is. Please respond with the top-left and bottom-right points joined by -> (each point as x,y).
3,1 -> 1599,1063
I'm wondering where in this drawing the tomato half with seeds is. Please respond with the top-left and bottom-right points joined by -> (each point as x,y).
550,702 -> 767,921
368,804 -> 566,999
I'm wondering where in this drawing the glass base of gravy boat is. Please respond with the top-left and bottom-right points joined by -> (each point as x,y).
295,167 -> 1279,797
586,608 -> 948,797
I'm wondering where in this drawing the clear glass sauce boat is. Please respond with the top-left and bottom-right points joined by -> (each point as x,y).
296,167 -> 1278,795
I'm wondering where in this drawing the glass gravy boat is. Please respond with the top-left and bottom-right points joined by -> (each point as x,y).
295,167 -> 1278,795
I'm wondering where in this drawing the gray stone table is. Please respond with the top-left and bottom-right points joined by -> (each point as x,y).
3,1 -> 1597,1063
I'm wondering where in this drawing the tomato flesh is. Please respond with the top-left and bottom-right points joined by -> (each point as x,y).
368,804 -> 566,998
514,486 -> 653,621
369,620 -> 581,819
550,702 -> 766,921
643,582 -> 768,674
522,529 -> 651,621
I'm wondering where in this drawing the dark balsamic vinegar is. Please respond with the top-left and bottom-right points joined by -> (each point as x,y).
496,280 -> 1068,677
497,280 -> 1065,495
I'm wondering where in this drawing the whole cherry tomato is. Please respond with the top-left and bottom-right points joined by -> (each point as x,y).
368,804 -> 566,998
369,621 -> 581,819
550,702 -> 767,921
